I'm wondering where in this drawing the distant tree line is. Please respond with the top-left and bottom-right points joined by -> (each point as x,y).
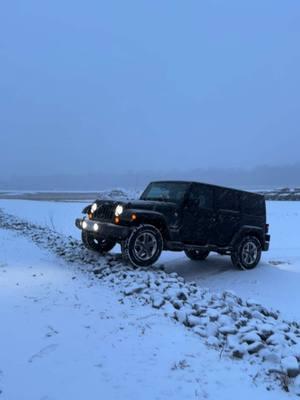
1,164 -> 300,191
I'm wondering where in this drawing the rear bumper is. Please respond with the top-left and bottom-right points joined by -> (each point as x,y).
75,218 -> 132,241
263,234 -> 271,251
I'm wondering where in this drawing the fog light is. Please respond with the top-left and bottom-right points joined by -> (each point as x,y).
82,220 -> 88,229
93,223 -> 99,232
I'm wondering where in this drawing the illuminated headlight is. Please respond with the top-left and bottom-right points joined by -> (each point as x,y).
82,220 -> 88,229
91,203 -> 98,213
93,223 -> 99,232
115,204 -> 124,217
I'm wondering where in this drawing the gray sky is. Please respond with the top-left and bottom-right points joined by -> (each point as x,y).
1,0 -> 300,178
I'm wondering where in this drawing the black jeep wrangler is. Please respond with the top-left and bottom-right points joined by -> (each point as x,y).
75,181 -> 270,269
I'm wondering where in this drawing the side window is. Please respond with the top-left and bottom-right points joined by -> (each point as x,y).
242,193 -> 265,216
216,189 -> 240,212
189,185 -> 213,209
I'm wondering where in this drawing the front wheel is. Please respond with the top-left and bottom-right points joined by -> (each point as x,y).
123,225 -> 163,267
184,249 -> 210,261
81,231 -> 116,253
231,236 -> 262,270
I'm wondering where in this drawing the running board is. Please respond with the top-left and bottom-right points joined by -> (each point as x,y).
165,241 -> 232,255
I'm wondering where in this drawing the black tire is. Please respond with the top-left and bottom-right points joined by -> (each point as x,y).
81,231 -> 116,253
231,236 -> 262,270
123,224 -> 163,267
184,249 -> 210,261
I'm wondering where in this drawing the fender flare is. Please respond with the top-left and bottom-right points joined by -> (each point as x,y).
230,225 -> 264,247
125,209 -> 170,240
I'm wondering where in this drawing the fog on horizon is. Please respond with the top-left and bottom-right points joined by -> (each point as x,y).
1,1 -> 300,186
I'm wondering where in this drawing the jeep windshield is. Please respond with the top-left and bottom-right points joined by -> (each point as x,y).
140,182 -> 190,204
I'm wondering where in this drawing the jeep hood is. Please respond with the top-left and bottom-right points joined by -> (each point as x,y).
125,199 -> 177,212
83,198 -> 177,214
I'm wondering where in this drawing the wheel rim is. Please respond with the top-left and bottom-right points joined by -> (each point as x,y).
241,241 -> 258,265
133,232 -> 158,261
193,250 -> 203,256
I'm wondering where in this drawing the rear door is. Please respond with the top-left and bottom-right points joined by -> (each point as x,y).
181,183 -> 215,245
241,192 -> 266,228
213,188 -> 241,246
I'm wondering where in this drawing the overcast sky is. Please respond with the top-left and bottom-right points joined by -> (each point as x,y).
1,1 -> 300,178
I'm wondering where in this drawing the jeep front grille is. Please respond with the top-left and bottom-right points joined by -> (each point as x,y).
94,203 -> 115,222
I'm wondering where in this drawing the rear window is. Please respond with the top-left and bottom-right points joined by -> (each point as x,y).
215,189 -> 240,212
241,193 -> 265,216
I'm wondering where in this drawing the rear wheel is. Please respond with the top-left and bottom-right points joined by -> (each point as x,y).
184,249 -> 210,261
231,236 -> 261,270
123,224 -> 163,267
81,231 -> 116,253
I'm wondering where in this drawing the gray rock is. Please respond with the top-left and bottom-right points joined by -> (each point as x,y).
292,375 -> 300,396
206,336 -> 219,347
246,299 -> 261,307
239,325 -> 256,334
281,356 -> 299,378
266,333 -> 286,346
278,323 -> 290,333
162,302 -> 175,316
218,325 -> 237,335
171,299 -> 183,310
206,322 -> 219,338
247,342 -> 264,354
232,348 -> 245,359
251,310 -> 265,321
227,334 -> 239,349
175,310 -> 188,325
242,331 -> 261,344
151,294 -> 165,309
218,315 -> 233,326
193,326 -> 208,338
258,324 -> 274,340
207,309 -> 219,322
124,283 -> 147,296
177,290 -> 189,301
192,305 -> 207,317
187,315 -> 203,327
261,349 -> 281,365
291,343 -> 300,359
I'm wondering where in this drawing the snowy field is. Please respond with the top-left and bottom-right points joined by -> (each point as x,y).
1,199 -> 300,399
1,199 -> 300,319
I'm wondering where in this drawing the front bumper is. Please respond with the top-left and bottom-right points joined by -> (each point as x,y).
75,218 -> 132,241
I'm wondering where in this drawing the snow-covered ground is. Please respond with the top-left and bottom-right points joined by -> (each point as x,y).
1,229 -> 285,400
1,199 -> 300,319
1,199 -> 300,399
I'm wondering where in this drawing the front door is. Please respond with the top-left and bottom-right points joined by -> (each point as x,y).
181,184 -> 215,245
